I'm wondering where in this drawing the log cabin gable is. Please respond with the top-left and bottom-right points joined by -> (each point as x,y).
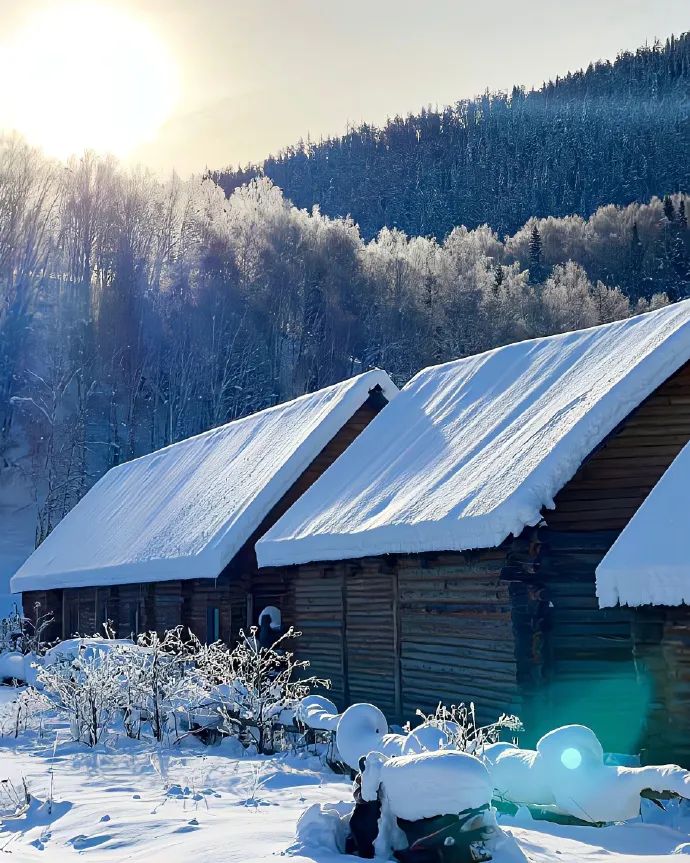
542,359 -> 690,533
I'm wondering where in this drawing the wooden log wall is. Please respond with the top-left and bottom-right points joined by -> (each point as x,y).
530,531 -> 642,751
287,548 -> 542,725
290,564 -> 347,706
657,607 -> 690,766
534,360 -> 690,760
548,361 -> 690,532
21,589 -> 62,642
397,552 -> 529,724
345,562 -> 399,716
116,583 -> 151,638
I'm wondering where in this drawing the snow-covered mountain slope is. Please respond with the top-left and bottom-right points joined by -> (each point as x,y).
0,468 -> 36,616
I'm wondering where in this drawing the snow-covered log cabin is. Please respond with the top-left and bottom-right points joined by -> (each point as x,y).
11,371 -> 397,644
256,300 -> 690,764
596,439 -> 690,764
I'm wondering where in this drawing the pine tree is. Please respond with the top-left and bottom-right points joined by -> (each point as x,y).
529,224 -> 543,282
679,198 -> 687,230
664,195 -> 676,223
493,262 -> 504,292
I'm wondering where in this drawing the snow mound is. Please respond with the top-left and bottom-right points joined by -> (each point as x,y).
0,652 -> 38,685
335,703 -> 406,769
295,695 -> 339,731
289,801 -> 350,855
596,439 -> 690,607
362,749 -> 493,821
257,301 -> 690,565
484,724 -> 690,823
11,370 -> 396,592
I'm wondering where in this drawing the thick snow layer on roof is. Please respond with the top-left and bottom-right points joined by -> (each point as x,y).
11,370 -> 396,593
258,301 -> 690,567
596,441 -> 690,608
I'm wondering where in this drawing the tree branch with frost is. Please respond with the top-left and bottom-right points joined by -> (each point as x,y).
197,627 -> 329,754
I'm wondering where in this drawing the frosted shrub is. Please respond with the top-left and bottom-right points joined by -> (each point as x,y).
124,627 -> 199,741
415,702 -> 523,755
0,602 -> 53,656
36,643 -> 125,746
199,626 -> 329,754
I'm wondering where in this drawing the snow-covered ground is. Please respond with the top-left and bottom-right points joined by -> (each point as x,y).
0,688 -> 688,862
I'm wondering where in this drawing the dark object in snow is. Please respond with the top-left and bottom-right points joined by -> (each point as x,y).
345,757 -> 381,859
493,798 -> 604,828
394,806 -> 492,863
258,613 -> 282,650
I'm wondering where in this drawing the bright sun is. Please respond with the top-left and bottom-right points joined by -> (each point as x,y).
0,2 -> 178,159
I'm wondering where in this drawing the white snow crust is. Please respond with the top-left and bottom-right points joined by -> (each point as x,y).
258,301 -> 690,567
10,370 -> 396,593
596,440 -> 690,607
361,749 -> 493,820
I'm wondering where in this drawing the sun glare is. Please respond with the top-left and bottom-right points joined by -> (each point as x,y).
0,3 -> 178,160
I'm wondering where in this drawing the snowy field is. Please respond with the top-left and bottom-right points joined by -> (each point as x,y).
0,688 -> 689,863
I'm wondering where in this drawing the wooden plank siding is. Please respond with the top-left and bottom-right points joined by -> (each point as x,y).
531,360 -> 690,758
21,386 -> 389,646
290,564 -> 347,706
280,546 -> 541,725
270,361 -> 690,764
546,361 -> 690,531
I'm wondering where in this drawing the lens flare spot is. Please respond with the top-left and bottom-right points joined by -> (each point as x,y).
561,747 -> 582,770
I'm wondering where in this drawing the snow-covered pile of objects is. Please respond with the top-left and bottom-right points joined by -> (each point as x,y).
303,700 -> 690,834
485,725 -> 690,824
295,747 -> 501,862
363,746 -> 493,821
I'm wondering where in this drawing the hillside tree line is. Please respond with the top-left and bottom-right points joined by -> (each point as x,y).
214,34 -> 690,245
0,136 -> 684,544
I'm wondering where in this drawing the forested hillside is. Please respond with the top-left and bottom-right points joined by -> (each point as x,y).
1,135 -> 687,552
213,34 -> 690,242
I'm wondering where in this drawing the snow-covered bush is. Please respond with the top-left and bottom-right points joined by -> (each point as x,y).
335,701 -> 523,771
122,628 -> 198,741
0,602 -> 53,658
198,626 -> 329,754
412,702 -> 523,755
0,603 -> 54,686
36,642 -> 126,746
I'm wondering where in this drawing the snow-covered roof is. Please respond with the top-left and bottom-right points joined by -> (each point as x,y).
257,301 -> 690,568
596,440 -> 690,608
11,370 -> 396,593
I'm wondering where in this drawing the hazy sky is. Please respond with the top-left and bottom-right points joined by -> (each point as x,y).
0,0 -> 687,175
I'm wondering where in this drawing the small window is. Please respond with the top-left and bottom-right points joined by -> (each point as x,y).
206,607 -> 220,643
